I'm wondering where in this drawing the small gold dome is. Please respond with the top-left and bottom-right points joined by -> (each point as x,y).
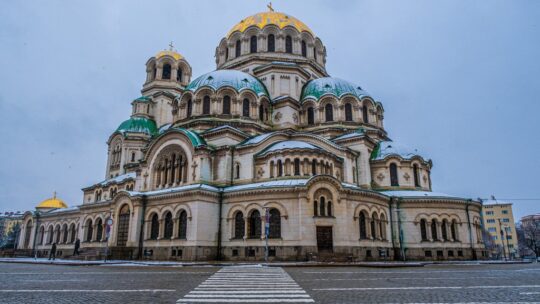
155,50 -> 183,61
37,192 -> 68,209
227,11 -> 313,38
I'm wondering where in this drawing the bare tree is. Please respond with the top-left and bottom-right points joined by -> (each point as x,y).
518,220 -> 540,259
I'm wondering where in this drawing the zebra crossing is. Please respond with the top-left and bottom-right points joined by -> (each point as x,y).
177,265 -> 314,303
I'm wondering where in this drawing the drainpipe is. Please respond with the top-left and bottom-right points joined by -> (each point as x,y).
216,191 -> 223,261
388,197 -> 397,259
137,195 -> 147,260
465,200 -> 477,260
354,154 -> 360,186
396,197 -> 405,261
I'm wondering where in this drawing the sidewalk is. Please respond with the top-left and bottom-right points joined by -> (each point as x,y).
0,257 -> 531,267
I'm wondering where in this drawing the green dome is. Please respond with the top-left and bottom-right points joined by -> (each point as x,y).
116,116 -> 158,136
301,77 -> 370,102
186,70 -> 269,97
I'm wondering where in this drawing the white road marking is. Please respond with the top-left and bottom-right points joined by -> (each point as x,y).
311,276 -> 500,281
521,292 -> 540,295
0,289 -> 176,292
177,266 -> 314,303
314,285 -> 540,291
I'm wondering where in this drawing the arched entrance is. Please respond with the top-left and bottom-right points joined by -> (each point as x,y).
116,205 -> 130,246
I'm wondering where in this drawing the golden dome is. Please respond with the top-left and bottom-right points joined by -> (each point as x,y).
37,192 -> 68,209
155,50 -> 183,61
227,11 -> 313,38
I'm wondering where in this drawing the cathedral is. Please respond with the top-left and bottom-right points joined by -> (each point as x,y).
17,8 -> 486,261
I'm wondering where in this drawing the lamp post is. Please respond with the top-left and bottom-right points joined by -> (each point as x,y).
498,219 -> 507,261
263,207 -> 270,264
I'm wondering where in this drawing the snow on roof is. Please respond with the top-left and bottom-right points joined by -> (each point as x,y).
240,132 -> 276,146
203,125 -> 249,136
258,140 -> 320,156
98,172 -> 136,187
129,183 -> 220,197
371,141 -> 426,161
381,190 -> 467,199
482,200 -> 512,206
332,128 -> 366,141
224,179 -> 309,192
45,206 -> 81,214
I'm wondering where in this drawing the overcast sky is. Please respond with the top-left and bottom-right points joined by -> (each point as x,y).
0,0 -> 538,221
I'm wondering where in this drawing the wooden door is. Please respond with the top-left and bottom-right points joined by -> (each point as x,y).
316,226 -> 333,252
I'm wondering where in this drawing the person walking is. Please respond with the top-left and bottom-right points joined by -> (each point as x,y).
73,238 -> 80,256
49,242 -> 57,260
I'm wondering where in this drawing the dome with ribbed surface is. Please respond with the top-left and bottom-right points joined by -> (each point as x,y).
37,193 -> 67,209
227,11 -> 313,38
186,70 -> 269,97
301,77 -> 370,102
116,116 -> 158,136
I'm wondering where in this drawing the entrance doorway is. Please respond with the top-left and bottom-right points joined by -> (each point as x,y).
116,205 -> 130,247
316,226 -> 333,252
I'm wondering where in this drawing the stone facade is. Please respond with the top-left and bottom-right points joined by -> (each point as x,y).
17,9 -> 486,261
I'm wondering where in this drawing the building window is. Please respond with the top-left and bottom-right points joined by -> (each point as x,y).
95,219 -> 103,242
301,40 -> 307,57
488,227 -> 496,232
186,99 -> 193,118
69,224 -> 76,243
359,212 -> 367,239
267,34 -> 275,52
164,212 -> 173,239
131,152 -> 136,162
38,226 -> 45,245
485,211 -> 494,215
269,161 -> 274,178
294,158 -> 300,176
234,212 -> 244,239
250,35 -> 257,53
202,96 -> 211,115
177,68 -> 182,82
425,250 -> 432,257
178,210 -> 187,239
319,196 -> 326,216
222,95 -> 231,114
150,214 -> 159,240
268,209 -> 281,238
345,103 -> 353,121
413,164 -> 420,187
420,219 -> 428,241
162,64 -> 171,79
117,205 -> 130,246
242,99 -> 250,117
442,219 -> 448,241
277,160 -> 283,177
502,210 -> 508,214
390,163 -> 399,186
327,201 -> 333,217
235,40 -> 241,57
285,35 -> 292,53
312,160 -> 317,175
502,218 -> 510,223
86,220 -> 93,242
249,210 -> 261,238
362,105 -> 369,123
431,220 -> 438,240
235,163 -> 240,179
307,107 -> 314,125
325,103 -> 333,122
225,47 -> 228,60
486,219 -> 495,223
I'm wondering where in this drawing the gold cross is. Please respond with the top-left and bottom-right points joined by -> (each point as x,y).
169,41 -> 174,50
267,2 -> 274,11
53,191 -> 56,198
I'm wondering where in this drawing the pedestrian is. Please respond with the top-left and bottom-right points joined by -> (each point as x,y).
49,242 -> 57,261
73,238 -> 80,256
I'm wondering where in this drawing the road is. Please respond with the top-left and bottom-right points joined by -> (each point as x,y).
0,262 -> 539,303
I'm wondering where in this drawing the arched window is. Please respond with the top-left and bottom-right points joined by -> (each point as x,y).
413,164 -> 420,187
441,219 -> 448,241
285,36 -> 293,53
420,219 -> 428,241
327,201 -> 333,217
69,224 -> 76,243
259,105 -> 264,121
345,103 -> 353,121
362,105 -> 369,123
370,214 -> 377,239
294,158 -> 300,176
187,99 -> 192,118
38,226 -> 45,245
117,204 -> 130,246
234,212 -> 244,239
277,160 -> 283,177
47,226 -> 53,244
55,226 -> 60,244
313,47 -> 317,61
451,220 -> 458,241
269,209 -> 281,238
96,218 -> 103,242
313,200 -> 318,216
301,40 -> 307,57
131,152 -> 136,162
61,224 -> 68,244
250,35 -> 257,53
162,64 -> 171,79
307,107 -> 314,125
235,163 -> 240,179
359,212 -> 367,239
177,68 -> 182,82
222,95 -> 231,114
431,220 -> 438,241
319,196 -> 326,217
390,163 -> 399,186
269,161 -> 274,178
249,210 -> 261,238
178,210 -> 187,239
242,99 -> 250,117
311,160 -> 317,175
235,40 -> 241,57
325,103 -> 333,122
164,212 -> 173,239
203,96 -> 211,115
380,215 -> 387,240
150,214 -> 159,240
23,221 -> 32,248
86,220 -> 93,242
225,47 -> 229,60
267,34 -> 275,52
